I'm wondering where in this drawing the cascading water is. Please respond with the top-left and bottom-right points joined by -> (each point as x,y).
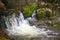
27,10 -> 37,21
3,11 -> 59,40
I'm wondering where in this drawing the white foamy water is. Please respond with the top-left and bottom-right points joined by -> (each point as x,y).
3,11 -> 59,40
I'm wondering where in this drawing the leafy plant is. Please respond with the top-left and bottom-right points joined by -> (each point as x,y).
29,3 -> 37,11
22,6 -> 32,18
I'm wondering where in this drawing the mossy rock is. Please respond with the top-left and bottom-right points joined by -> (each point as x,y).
22,3 -> 37,18
45,8 -> 55,20
46,11 -> 52,17
36,8 -> 46,20
45,9 -> 57,20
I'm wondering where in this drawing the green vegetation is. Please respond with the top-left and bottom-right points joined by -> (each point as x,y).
36,8 -> 46,20
45,10 -> 53,20
29,3 -> 37,11
22,3 -> 37,18
0,37 -> 10,40
0,0 -> 60,40
46,11 -> 52,17
36,7 -> 55,20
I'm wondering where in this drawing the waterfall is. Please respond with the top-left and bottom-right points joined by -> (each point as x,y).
27,10 -> 37,21
3,11 -> 58,40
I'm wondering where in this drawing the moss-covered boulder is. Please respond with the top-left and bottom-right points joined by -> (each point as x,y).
46,9 -> 57,20
46,11 -> 52,18
36,8 -> 46,20
22,3 -> 37,18
36,7 -> 55,20
29,3 -> 37,11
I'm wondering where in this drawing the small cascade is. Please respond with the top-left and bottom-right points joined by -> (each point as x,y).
27,10 -> 37,21
2,11 -> 59,40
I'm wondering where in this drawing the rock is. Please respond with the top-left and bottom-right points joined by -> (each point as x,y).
36,8 -> 46,20
0,2 -> 5,10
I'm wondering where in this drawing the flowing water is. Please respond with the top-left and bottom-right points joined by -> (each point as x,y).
2,11 -> 60,40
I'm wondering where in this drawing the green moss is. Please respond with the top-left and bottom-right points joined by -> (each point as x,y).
45,10 -> 53,19
22,3 -> 37,18
22,6 -> 32,18
29,3 -> 37,11
37,8 -> 46,20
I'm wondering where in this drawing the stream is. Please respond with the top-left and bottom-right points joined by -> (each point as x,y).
0,10 -> 60,40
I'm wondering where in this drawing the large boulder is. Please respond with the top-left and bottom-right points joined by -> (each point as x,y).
36,8 -> 54,20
